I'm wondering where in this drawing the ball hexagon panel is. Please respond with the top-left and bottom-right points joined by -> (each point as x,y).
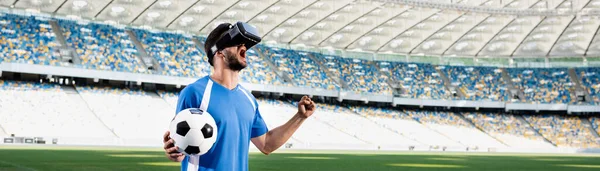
184,145 -> 200,154
176,121 -> 191,137
201,123 -> 214,139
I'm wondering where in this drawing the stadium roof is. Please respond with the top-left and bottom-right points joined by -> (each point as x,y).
2,0 -> 600,57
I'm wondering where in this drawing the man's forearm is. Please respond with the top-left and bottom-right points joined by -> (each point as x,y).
262,113 -> 306,154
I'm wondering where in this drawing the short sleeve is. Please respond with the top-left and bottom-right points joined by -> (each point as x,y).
175,86 -> 201,114
250,103 -> 268,138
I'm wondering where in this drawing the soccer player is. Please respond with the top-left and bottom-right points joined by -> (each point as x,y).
162,23 -> 316,171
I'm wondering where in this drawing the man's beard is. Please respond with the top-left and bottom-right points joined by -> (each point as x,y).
223,50 -> 246,71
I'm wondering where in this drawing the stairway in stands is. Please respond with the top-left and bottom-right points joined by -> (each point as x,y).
568,68 -> 592,103
515,115 -> 557,146
307,53 -> 349,89
255,48 -> 297,85
500,68 -> 525,101
66,85 -> 119,138
436,67 -> 466,98
455,113 -> 508,146
0,122 -> 7,137
581,117 -> 600,139
126,30 -> 162,72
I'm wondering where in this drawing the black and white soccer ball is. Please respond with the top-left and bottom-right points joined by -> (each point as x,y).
169,108 -> 218,156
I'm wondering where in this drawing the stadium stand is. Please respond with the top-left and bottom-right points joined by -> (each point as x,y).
0,80 -> 115,144
0,13 -> 62,66
463,112 -> 554,148
257,99 -> 366,149
591,117 -> 600,136
307,103 -> 420,148
378,62 -> 449,99
241,48 -> 287,86
132,29 -> 210,77
75,85 -> 173,146
443,66 -> 507,101
59,20 -> 147,73
404,110 -> 507,148
157,90 -> 179,109
507,68 -> 574,104
312,53 -> 391,94
577,67 -> 600,104
350,106 -> 463,148
525,115 -> 599,148
256,46 -> 338,90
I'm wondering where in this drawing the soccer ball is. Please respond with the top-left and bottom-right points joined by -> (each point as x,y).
169,108 -> 218,156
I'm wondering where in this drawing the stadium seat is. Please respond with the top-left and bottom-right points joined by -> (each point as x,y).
312,53 -> 391,94
350,106 -> 462,148
240,48 -> 288,86
525,115 -> 599,148
132,29 -> 209,77
577,68 -> 600,104
405,109 -> 507,148
0,80 -> 116,144
257,46 -> 339,90
0,13 -> 62,66
76,85 -> 173,146
59,20 -> 148,73
257,98 -> 365,149
378,62 -> 449,99
443,66 -> 507,101
463,112 -> 554,148
507,68 -> 574,104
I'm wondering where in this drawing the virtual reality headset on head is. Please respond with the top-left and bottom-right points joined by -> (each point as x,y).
209,21 -> 262,57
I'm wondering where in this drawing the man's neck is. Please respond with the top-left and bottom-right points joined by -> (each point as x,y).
210,68 -> 240,90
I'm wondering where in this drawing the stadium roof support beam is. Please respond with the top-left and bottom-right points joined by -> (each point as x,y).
408,14 -> 468,55
130,0 -> 159,25
546,16 -> 576,57
441,0 -> 517,57
165,0 -> 203,28
317,6 -> 382,46
342,8 -> 409,50
94,0 -> 115,18
471,17 -> 517,57
261,0 -> 321,40
197,0 -> 242,32
441,15 -> 494,57
509,17 -> 547,57
375,12 -> 441,52
471,0 -> 545,57
244,1 -> 281,23
288,1 -> 355,44
584,22 -> 600,56
409,0 -> 491,55
53,0 -> 68,13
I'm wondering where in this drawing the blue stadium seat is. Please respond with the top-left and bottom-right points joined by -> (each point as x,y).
443,66 -> 507,101
378,62 -> 449,99
0,13 -> 62,66
577,68 -> 600,104
257,45 -> 339,90
132,29 -> 209,77
507,68 -> 573,104
59,19 -> 147,73
312,53 -> 390,93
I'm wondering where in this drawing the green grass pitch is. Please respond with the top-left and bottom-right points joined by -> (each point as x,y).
1,146 -> 600,171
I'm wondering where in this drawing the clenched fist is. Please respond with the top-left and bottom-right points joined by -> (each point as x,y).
297,96 -> 316,118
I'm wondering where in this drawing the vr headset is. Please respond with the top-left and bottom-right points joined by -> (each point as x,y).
209,21 -> 262,58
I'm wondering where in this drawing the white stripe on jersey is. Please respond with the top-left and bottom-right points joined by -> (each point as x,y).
187,79 -> 213,171
239,87 -> 256,113
200,80 -> 213,112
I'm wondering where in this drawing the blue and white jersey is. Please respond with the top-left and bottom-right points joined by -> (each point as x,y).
176,76 -> 268,171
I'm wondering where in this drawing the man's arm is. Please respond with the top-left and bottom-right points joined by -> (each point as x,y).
251,96 -> 315,155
